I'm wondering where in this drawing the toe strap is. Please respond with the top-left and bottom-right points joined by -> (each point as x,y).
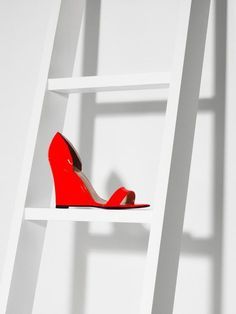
106,187 -> 135,206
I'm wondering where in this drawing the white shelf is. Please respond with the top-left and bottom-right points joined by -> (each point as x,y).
24,207 -> 153,224
47,72 -> 170,94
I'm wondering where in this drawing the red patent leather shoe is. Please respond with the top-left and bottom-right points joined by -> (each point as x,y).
48,132 -> 150,209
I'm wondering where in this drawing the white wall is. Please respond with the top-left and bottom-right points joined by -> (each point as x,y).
0,0 -> 236,314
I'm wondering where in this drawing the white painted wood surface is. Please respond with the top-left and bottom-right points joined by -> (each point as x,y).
47,72 -> 170,93
140,0 -> 211,314
0,1 -> 62,313
24,207 -> 153,224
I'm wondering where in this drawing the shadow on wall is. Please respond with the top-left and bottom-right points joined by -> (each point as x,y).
71,0 -> 227,313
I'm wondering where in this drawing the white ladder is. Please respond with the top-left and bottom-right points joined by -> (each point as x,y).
0,0 -> 211,313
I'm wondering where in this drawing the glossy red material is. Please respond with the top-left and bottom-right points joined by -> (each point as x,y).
48,132 -> 150,209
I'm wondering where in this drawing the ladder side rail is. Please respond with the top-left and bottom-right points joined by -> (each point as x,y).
0,1 -> 62,313
140,0 -> 211,313
31,0 -> 87,313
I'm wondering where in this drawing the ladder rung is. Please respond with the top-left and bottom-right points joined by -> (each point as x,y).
24,207 -> 153,224
47,72 -> 170,94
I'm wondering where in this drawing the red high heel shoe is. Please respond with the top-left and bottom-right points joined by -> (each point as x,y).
48,132 -> 150,209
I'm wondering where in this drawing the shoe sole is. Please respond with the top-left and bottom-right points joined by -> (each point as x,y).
56,204 -> 150,209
